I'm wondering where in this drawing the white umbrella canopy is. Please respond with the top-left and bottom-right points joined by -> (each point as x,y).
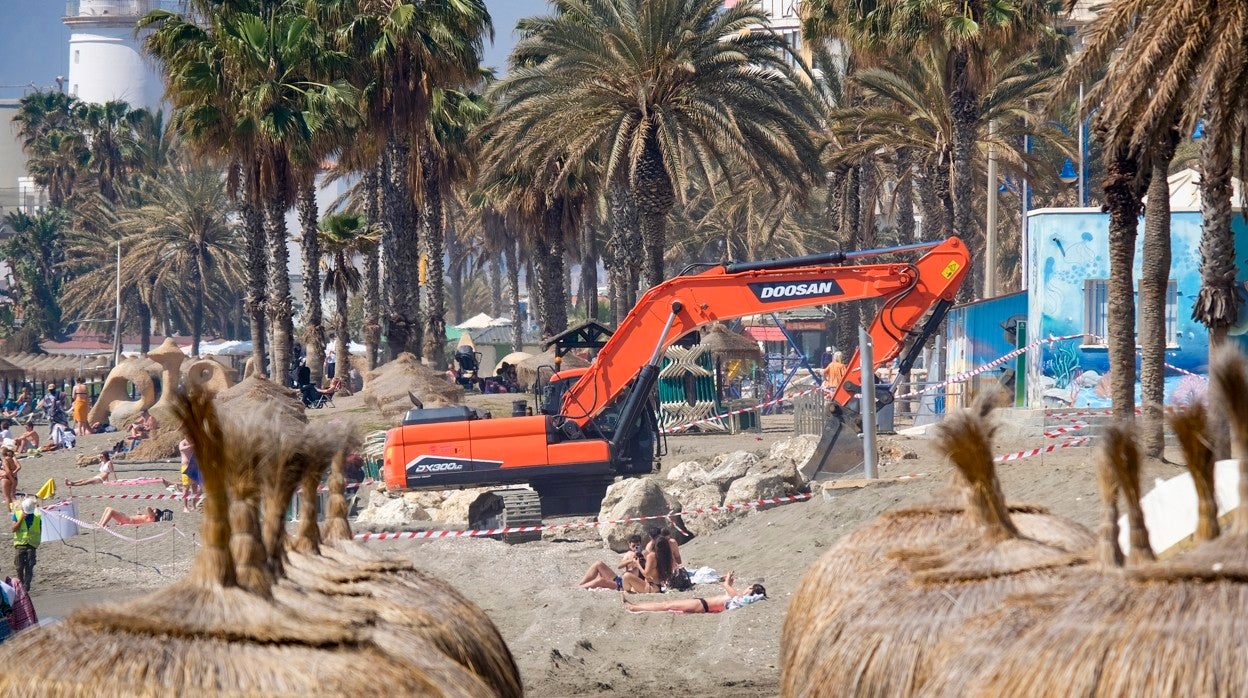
456,313 -> 495,330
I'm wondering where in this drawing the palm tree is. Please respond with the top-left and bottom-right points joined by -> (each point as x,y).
421,85 -> 488,363
319,211 -> 377,378
144,4 -> 355,380
13,90 -> 89,209
1059,0 -> 1248,420
1,209 -> 67,346
1139,126 -> 1180,456
75,100 -> 150,204
115,163 -> 242,356
804,0 -> 1059,295
487,0 -> 820,289
333,0 -> 492,359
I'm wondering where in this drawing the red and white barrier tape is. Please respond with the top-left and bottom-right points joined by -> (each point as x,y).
994,437 -> 1091,463
1165,362 -> 1206,380
352,492 -> 815,542
894,333 -> 1088,401
70,480 -> 366,502
1043,422 -> 1089,439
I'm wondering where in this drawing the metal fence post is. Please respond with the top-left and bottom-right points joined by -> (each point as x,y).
859,325 -> 878,480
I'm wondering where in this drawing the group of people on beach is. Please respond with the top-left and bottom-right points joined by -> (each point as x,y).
577,527 -> 766,614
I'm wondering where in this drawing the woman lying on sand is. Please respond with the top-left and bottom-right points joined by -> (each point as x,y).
97,506 -> 173,527
622,572 -> 766,614
65,451 -> 114,487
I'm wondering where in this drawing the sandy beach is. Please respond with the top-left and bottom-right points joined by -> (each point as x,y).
10,393 -> 1185,697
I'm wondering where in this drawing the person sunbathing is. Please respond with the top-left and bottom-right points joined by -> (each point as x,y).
66,451 -> 115,487
579,534 -> 647,591
14,421 -> 38,453
97,506 -> 172,527
621,572 -> 766,614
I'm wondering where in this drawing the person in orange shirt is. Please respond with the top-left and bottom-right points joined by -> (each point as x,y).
823,351 -> 847,388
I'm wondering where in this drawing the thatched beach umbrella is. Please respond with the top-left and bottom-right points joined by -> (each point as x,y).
697,323 -> 762,361
781,398 -> 1090,697
0,390 -> 519,696
515,349 -> 590,391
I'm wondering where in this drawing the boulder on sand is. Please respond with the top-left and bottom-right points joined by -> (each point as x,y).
681,484 -> 744,539
437,488 -> 492,525
724,473 -> 789,509
666,460 -> 710,484
705,451 -> 760,489
598,478 -> 684,552
355,493 -> 432,531
766,434 -> 820,467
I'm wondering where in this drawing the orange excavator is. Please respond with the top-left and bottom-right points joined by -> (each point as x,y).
384,238 -> 969,525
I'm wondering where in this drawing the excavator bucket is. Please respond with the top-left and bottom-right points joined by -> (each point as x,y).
799,388 -> 893,480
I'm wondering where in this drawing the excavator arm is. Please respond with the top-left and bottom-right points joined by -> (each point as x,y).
560,237 -> 970,424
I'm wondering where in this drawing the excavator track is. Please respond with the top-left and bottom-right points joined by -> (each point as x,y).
468,488 -> 543,545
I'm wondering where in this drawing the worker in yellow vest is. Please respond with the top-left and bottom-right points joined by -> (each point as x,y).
11,497 -> 39,591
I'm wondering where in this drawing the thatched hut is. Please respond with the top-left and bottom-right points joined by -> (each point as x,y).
515,349 -> 590,391
780,398 -> 1092,697
0,389 -> 521,696
924,353 -> 1248,697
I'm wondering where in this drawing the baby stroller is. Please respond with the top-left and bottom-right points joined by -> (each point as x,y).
453,346 -> 485,392
300,383 -> 334,409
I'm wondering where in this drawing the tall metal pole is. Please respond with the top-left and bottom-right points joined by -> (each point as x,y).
859,324 -> 877,479
112,239 -> 121,368
984,119 -> 999,298
1077,82 -> 1086,207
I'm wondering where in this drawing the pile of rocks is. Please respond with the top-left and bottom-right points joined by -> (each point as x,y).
595,434 -> 819,551
354,486 -> 493,531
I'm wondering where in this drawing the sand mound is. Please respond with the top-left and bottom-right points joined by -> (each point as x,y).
362,353 -> 463,418
214,375 -> 307,425
126,427 -> 183,460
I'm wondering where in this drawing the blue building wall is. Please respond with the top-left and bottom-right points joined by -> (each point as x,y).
1025,209 -> 1246,408
946,291 -> 1027,408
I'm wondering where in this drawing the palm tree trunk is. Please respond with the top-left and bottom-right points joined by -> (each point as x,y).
334,251 -> 350,387
1139,129 -> 1178,457
447,216 -> 466,324
837,164 -> 862,346
241,194 -> 268,376
582,223 -> 599,323
489,253 -> 503,318
896,148 -> 916,243
950,51 -> 981,299
1192,107 -> 1240,348
504,238 -> 522,351
362,167 -> 381,370
527,256 -> 542,336
1103,146 -> 1142,421
607,183 -> 639,325
634,136 -> 675,289
190,257 -> 205,357
420,145 -> 446,365
825,164 -> 847,234
380,141 -> 420,359
264,190 -> 294,386
297,183 -> 325,386
138,298 -> 152,354
858,157 -> 877,248
543,197 -> 569,335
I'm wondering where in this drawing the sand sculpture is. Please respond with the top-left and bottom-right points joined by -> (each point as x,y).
145,339 -> 187,424
0,389 -> 521,696
184,358 -> 234,395
86,357 -> 158,429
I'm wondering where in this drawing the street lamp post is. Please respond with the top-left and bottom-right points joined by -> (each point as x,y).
112,239 -> 121,367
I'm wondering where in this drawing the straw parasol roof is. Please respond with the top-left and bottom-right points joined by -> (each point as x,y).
516,349 -> 590,390
495,351 -> 533,373
781,397 -> 1092,697
697,323 -> 762,361
0,388 -> 522,696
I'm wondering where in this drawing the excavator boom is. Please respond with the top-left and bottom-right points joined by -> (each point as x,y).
561,237 -> 969,424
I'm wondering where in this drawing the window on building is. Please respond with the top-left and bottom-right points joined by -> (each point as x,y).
74,50 -> 79,64
1083,278 -> 1179,347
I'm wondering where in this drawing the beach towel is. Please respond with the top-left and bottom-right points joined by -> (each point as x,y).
690,567 -> 720,585
104,478 -> 167,487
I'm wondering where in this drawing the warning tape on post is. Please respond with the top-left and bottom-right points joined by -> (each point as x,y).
994,437 -> 1091,463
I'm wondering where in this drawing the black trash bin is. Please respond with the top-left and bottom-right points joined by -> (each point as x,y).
512,399 -> 528,417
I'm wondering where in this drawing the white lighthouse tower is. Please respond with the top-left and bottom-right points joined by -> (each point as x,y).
63,0 -> 167,111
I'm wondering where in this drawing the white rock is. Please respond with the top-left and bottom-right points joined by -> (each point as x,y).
355,496 -> 430,530
766,434 -> 821,466
724,473 -> 789,508
746,459 -> 807,491
666,460 -> 710,483
436,488 -> 492,524
598,478 -> 681,552
681,484 -> 742,539
705,451 -> 760,489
